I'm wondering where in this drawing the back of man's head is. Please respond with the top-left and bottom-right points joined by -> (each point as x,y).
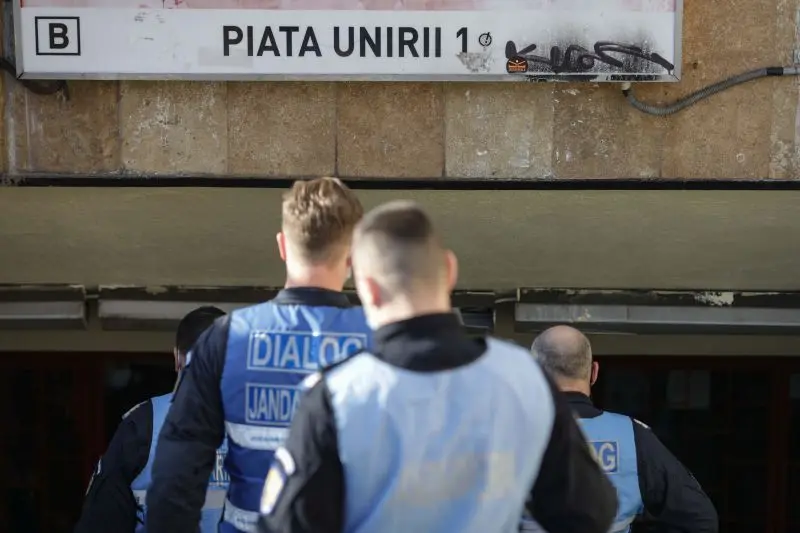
175,306 -> 227,356
352,201 -> 456,325
281,177 -> 364,266
531,325 -> 593,386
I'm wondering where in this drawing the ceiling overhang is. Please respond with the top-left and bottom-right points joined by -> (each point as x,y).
1,188 -> 800,291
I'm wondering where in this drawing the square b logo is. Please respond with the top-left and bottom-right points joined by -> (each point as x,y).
35,17 -> 81,56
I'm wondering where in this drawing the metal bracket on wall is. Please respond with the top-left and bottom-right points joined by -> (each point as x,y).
96,286 -> 498,334
514,288 -> 800,335
0,284 -> 87,329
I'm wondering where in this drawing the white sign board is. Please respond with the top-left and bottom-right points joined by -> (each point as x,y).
14,0 -> 683,81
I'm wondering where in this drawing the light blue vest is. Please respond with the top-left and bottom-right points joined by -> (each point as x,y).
579,412 -> 643,533
220,302 -> 372,533
131,393 -> 230,533
519,411 -> 643,533
325,338 -> 555,533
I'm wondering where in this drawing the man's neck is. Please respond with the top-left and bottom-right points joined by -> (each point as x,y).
556,380 -> 591,397
284,268 -> 345,293
372,299 -> 452,329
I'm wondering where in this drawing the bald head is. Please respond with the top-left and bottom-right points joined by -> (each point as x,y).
352,200 -> 447,297
531,326 -> 593,383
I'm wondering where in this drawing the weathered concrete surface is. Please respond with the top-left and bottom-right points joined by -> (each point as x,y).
2,0 -> 798,178
120,82 -> 228,174
2,188 -> 800,290
228,82 -> 337,177
337,83 -> 445,178
445,83 -> 554,178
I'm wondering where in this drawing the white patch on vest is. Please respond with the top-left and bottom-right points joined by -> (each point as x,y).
260,465 -> 286,515
587,441 -> 619,473
245,384 -> 301,425
300,372 -> 322,391
185,350 -> 194,367
274,447 -> 296,476
633,418 -> 650,430
246,331 -> 367,371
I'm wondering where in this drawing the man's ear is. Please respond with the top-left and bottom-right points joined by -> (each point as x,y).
590,361 -> 599,386
444,250 -> 459,292
276,232 -> 287,262
360,276 -> 384,309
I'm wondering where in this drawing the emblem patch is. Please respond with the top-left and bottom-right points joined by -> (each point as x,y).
260,447 -> 295,515
260,465 -> 286,515
300,372 -> 322,392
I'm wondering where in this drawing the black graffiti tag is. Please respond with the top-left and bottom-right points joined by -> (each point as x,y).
505,40 -> 674,74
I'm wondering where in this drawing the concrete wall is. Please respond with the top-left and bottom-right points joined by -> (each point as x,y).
2,1 -> 800,295
3,188 -> 800,290
1,0 -> 799,179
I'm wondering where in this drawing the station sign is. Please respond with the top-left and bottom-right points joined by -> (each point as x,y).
15,0 -> 682,81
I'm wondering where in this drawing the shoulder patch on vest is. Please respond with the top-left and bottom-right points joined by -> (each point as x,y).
299,372 -> 322,392
633,418 -> 650,430
260,466 -> 285,515
274,447 -> 296,476
260,447 -> 296,515
122,400 -> 147,420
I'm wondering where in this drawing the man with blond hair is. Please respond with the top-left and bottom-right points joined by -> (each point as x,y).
147,177 -> 372,533
258,200 -> 616,533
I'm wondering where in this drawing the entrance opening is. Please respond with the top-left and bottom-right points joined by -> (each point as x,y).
0,352 -> 173,533
595,356 -> 799,533
1,351 -> 798,532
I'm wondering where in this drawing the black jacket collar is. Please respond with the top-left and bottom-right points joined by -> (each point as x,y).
272,287 -> 352,308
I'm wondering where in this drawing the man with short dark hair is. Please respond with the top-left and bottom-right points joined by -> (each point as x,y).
147,177 -> 372,533
528,325 -> 719,533
74,306 -> 228,533
257,200 -> 617,533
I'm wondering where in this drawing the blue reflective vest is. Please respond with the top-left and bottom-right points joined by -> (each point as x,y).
325,338 -> 556,533
220,301 -> 371,533
519,411 -> 643,533
131,393 -> 229,533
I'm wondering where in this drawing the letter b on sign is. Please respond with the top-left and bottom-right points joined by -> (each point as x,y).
35,17 -> 81,56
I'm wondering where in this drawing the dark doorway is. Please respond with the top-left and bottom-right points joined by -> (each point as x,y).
594,356 -> 799,533
0,352 -> 173,533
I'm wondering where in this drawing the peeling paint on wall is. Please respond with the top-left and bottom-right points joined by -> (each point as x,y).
693,292 -> 735,307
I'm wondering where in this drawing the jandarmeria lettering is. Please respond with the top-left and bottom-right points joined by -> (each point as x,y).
246,384 -> 301,426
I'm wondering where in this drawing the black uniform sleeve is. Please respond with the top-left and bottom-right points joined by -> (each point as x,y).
74,400 -> 152,533
257,377 -> 344,533
146,316 -> 230,533
527,371 -> 618,533
633,420 -> 719,533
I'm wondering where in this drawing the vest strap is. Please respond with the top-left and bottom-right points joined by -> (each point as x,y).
225,421 -> 287,451
223,498 -> 259,532
131,489 -> 227,510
